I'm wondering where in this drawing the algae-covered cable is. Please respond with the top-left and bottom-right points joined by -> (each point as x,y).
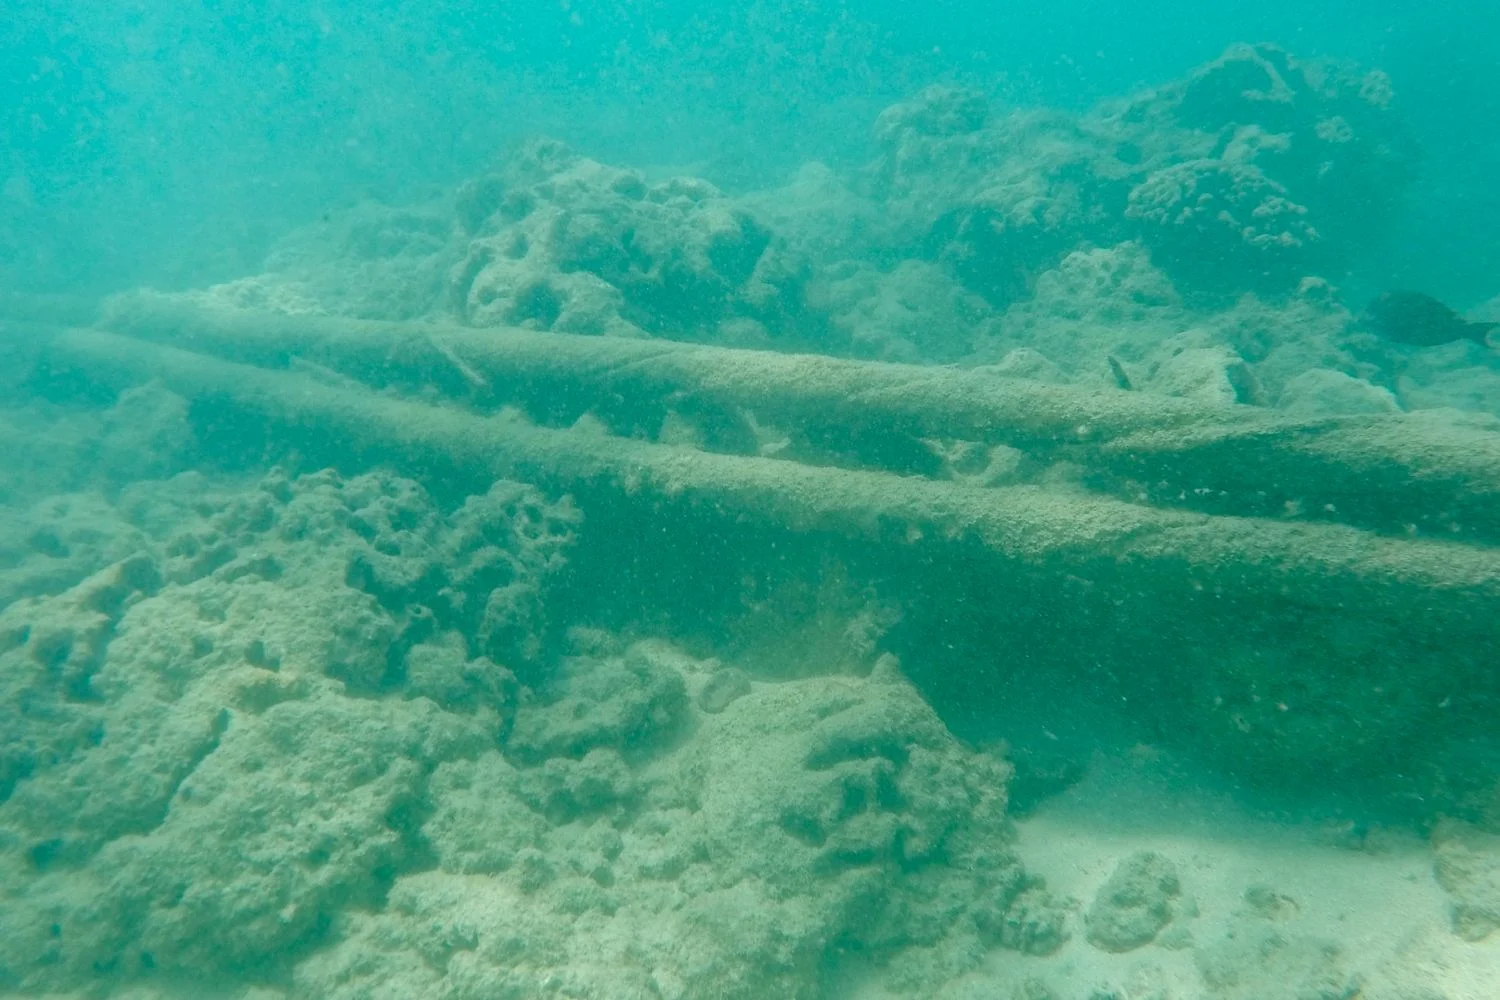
26,324 -> 1500,634
91,292 -> 1500,543
94,291 -> 1246,445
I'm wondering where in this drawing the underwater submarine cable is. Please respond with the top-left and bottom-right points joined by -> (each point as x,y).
29,321 -> 1500,778
90,292 -> 1500,543
30,323 -> 1500,614
95,291 -> 1233,443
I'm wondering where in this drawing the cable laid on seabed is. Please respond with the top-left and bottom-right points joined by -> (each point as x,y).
17,320 -> 1500,782
93,291 -> 1500,543
22,322 -> 1497,607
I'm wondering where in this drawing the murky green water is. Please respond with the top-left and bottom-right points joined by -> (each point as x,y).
3,5 -> 1499,998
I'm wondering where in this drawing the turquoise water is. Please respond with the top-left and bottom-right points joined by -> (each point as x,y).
3,3 -> 1500,998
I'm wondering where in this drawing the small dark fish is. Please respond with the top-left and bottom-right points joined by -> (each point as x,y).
1363,291 -> 1497,348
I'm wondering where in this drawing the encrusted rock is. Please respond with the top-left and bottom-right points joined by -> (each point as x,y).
1085,851 -> 1181,952
1433,818 -> 1500,941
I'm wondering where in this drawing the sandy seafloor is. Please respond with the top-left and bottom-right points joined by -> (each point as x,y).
5,42 -> 1500,1000
932,758 -> 1500,1000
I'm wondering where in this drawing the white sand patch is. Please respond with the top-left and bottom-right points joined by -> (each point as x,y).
933,751 -> 1500,999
